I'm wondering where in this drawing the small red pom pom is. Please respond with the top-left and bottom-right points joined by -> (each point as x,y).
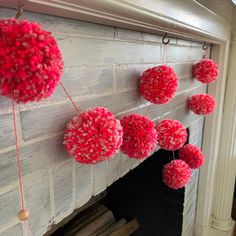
163,160 -> 192,189
120,114 -> 157,159
179,144 -> 205,169
64,107 -> 123,164
188,94 -> 216,115
156,119 -> 187,151
193,59 -> 218,84
139,65 -> 178,104
0,19 -> 63,103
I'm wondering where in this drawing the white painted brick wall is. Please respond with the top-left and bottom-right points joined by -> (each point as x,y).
0,7 -> 208,236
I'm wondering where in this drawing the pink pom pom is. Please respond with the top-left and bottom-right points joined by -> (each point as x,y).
163,160 -> 192,189
139,65 -> 178,104
179,144 -> 205,169
64,107 -> 123,164
193,59 -> 218,84
0,19 -> 63,103
188,94 -> 216,115
156,119 -> 187,151
120,114 -> 157,159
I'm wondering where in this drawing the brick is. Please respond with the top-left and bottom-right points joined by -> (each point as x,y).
0,187 -> 20,228
58,37 -> 161,67
21,90 -> 146,140
172,104 -> 191,127
177,39 -> 202,47
171,62 -> 193,78
185,170 -> 199,198
119,103 -> 170,122
75,164 -> 93,208
52,67 -> 114,101
0,113 -> 15,149
115,64 -> 155,91
0,8 -> 114,39
21,104 -> 75,141
120,153 -> 139,177
0,136 -> 69,188
116,28 -> 143,41
177,77 -> 202,94
1,223 -> 23,236
142,33 -> 162,43
166,45 -> 203,62
23,171 -> 51,236
53,161 -> 73,223
93,160 -> 108,196
0,97 -> 12,113
108,153 -> 121,186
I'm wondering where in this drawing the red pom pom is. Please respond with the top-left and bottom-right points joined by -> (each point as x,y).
0,19 -> 63,103
139,65 -> 178,104
188,94 -> 216,115
179,144 -> 205,169
156,119 -> 187,151
120,114 -> 157,159
64,107 -> 123,164
163,160 -> 192,189
193,59 -> 218,84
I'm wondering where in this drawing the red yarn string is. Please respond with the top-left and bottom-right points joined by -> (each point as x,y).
11,97 -> 25,210
162,44 -> 168,65
23,221 -> 32,236
60,82 -> 79,113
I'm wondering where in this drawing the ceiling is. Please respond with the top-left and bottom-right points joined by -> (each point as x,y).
196,0 -> 236,25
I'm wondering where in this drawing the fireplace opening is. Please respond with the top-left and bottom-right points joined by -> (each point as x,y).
50,129 -> 190,236
103,148 -> 185,236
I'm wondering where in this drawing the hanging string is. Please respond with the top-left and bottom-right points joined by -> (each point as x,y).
12,97 -> 25,210
23,222 -> 33,236
60,82 -> 80,113
162,33 -> 170,64
15,0 -> 24,19
172,151 -> 176,160
202,42 -> 208,58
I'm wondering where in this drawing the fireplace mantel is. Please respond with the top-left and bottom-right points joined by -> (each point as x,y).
0,1 -> 236,236
0,0 -> 231,42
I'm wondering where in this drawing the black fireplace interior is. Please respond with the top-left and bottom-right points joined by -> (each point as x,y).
51,130 -> 189,236
103,148 -> 185,236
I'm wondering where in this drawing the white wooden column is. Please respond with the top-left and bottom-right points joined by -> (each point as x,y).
211,29 -> 236,235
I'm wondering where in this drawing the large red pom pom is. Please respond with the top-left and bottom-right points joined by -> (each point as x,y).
163,160 -> 192,189
64,107 -> 123,164
120,114 -> 157,159
179,144 -> 204,169
0,19 -> 63,103
188,94 -> 216,115
156,119 -> 187,151
139,65 -> 178,104
193,59 -> 218,84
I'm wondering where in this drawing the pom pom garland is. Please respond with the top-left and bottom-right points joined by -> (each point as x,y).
179,144 -> 205,169
139,65 -> 178,104
63,107 -> 123,164
193,59 -> 218,84
120,114 -> 157,159
163,160 -> 192,189
156,119 -> 187,151
188,94 -> 216,115
0,19 -> 63,103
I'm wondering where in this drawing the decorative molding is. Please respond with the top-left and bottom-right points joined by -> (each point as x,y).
0,0 -> 231,42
